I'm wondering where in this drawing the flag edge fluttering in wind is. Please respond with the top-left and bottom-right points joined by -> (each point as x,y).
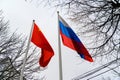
58,15 -> 93,62
31,23 -> 54,67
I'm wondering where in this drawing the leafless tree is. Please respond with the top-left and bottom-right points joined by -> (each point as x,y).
0,10 -> 43,80
26,0 -> 120,79
27,0 -> 120,62
53,0 -> 120,79
51,0 -> 120,79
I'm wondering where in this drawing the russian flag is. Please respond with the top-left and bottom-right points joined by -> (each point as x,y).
59,15 -> 93,62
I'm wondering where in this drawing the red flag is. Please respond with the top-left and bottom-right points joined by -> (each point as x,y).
31,23 -> 54,67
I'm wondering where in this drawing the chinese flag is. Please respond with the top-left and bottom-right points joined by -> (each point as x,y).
31,23 -> 54,67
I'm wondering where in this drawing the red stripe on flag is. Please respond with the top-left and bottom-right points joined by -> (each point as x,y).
60,31 -> 93,62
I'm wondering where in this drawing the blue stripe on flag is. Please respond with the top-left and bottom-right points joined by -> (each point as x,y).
59,21 -> 80,42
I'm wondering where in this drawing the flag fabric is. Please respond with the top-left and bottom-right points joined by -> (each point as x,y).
58,15 -> 93,62
31,23 -> 54,67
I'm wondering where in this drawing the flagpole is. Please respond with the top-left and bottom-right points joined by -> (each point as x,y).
57,11 -> 63,80
20,20 -> 35,80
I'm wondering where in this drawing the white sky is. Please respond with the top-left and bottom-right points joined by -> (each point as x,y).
0,0 -> 118,80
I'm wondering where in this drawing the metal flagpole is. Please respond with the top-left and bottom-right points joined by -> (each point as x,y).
57,11 -> 63,80
20,20 -> 35,80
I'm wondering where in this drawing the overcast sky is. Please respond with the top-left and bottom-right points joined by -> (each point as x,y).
1,0 -> 120,80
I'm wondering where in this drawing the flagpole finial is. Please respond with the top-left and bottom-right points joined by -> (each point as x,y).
57,11 -> 59,14
33,20 -> 35,22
